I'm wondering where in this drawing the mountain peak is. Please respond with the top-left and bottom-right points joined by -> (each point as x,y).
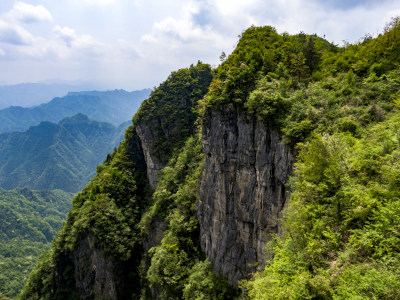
60,113 -> 90,125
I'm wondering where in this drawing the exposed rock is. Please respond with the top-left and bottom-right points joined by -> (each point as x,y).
53,233 -> 139,300
198,105 -> 295,286
136,121 -> 166,189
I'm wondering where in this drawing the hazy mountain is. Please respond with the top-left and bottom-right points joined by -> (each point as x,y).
0,187 -> 73,298
0,89 -> 150,134
0,82 -> 98,109
0,114 -> 129,192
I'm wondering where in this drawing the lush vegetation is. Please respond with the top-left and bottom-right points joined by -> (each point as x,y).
0,89 -> 150,134
19,124 -> 150,299
133,62 -> 212,162
244,117 -> 400,298
0,113 -> 128,192
18,18 -> 400,299
19,62 -> 215,299
0,188 -> 73,298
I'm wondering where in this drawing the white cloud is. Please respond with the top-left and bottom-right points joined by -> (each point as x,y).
84,0 -> 116,6
7,2 -> 52,23
141,1 -> 233,60
53,25 -> 103,54
117,39 -> 143,59
0,0 -> 398,90
214,0 -> 261,17
53,26 -> 75,47
0,20 -> 35,45
387,9 -> 400,19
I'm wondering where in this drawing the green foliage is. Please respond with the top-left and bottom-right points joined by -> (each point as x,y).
144,135 -> 203,298
19,125 -> 150,299
0,114 -> 129,192
233,21 -> 400,299
20,64 -> 211,299
245,77 -> 288,125
0,292 -> 10,300
133,62 -> 212,163
204,22 -> 400,148
244,114 -> 400,298
203,26 -> 335,109
183,260 -> 237,300
0,188 -> 72,298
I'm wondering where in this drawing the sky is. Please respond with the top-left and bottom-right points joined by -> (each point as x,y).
0,0 -> 399,91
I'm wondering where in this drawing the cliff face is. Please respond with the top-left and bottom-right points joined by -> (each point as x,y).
136,120 -> 167,189
71,234 -> 135,300
198,105 -> 295,285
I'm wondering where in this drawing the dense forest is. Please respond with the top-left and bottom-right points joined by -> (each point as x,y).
17,17 -> 400,299
0,188 -> 73,298
0,114 -> 129,193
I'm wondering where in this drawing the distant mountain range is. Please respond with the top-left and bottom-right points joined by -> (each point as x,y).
0,89 -> 151,134
0,82 -> 100,109
0,114 -> 129,192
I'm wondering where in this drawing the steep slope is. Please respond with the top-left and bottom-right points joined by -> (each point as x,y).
0,114 -> 128,192
0,188 -> 73,298
197,25 -> 335,285
0,89 -> 150,134
134,65 -> 212,188
19,62 -> 213,300
199,105 -> 294,285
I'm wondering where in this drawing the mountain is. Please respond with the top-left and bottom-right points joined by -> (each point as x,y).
0,188 -> 73,298
0,89 -> 150,134
0,114 -> 129,193
20,19 -> 400,299
0,82 -> 98,109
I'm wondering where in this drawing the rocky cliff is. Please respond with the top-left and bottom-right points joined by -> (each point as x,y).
198,105 -> 295,285
136,120 -> 169,189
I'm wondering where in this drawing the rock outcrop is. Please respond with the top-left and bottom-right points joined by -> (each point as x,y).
198,105 -> 295,285
136,121 -> 167,189
72,234 -> 126,300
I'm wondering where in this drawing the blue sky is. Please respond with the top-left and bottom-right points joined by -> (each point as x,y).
0,0 -> 398,91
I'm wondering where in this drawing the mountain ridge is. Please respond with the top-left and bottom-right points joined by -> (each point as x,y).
0,89 -> 150,134
0,114 -> 129,193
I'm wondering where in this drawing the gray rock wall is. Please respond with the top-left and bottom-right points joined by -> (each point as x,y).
198,105 -> 295,286
136,121 -> 166,189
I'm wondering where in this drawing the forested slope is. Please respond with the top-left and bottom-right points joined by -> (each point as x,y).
0,114 -> 128,193
19,18 -> 400,300
0,188 -> 73,298
19,62 -> 216,299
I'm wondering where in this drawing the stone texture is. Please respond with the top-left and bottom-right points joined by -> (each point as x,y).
136,121 -> 166,189
198,105 -> 295,286
73,234 -> 119,300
